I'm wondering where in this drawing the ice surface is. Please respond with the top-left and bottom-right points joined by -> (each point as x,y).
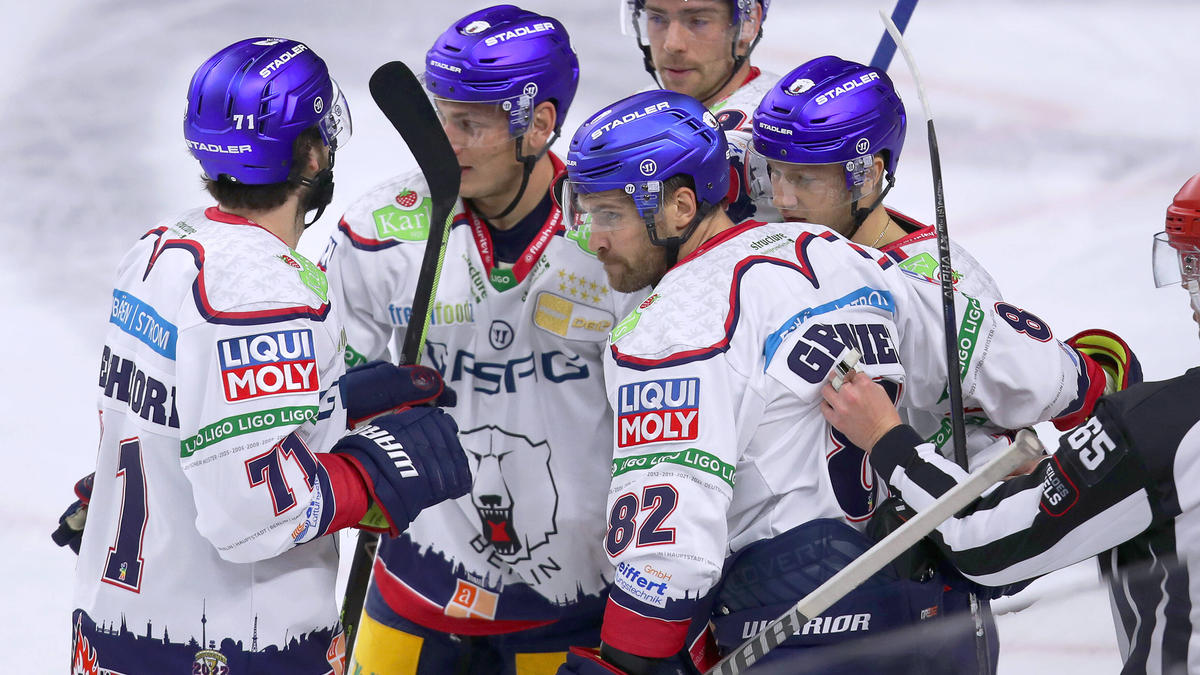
4,1 -> 1196,670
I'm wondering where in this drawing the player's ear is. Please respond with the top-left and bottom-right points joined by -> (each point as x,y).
862,154 -> 886,195
525,101 -> 557,155
664,183 -> 698,235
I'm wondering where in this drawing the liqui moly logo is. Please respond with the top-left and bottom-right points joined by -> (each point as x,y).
617,377 -> 699,448
217,329 -> 318,402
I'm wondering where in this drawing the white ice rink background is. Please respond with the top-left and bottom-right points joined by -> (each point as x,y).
2,1 -> 1197,671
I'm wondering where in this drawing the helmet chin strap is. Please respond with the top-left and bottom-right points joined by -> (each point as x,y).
468,130 -> 559,222
645,201 -> 717,267
296,151 -> 336,228
845,173 -> 894,241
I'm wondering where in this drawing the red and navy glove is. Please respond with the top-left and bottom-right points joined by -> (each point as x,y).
1067,328 -> 1142,393
51,472 -> 94,554
328,407 -> 471,537
340,361 -> 456,429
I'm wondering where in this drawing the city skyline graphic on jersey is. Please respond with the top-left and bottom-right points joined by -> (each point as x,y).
71,607 -> 339,674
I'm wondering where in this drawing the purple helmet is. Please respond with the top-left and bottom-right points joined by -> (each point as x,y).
184,37 -> 351,185
424,5 -> 579,138
565,90 -> 729,244
751,55 -> 906,188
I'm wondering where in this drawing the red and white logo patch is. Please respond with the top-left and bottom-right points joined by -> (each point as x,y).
616,377 -> 700,448
217,329 -> 318,402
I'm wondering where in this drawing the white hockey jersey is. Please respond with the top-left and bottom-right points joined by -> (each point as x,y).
71,207 -> 349,675
324,156 -> 644,633
708,66 -> 780,132
598,220 -> 1101,657
877,208 -> 1011,470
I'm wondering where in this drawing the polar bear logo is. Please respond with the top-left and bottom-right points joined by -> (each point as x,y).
460,426 -> 557,562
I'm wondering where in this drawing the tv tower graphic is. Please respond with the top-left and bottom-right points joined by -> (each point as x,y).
201,599 -> 207,648
251,616 -> 258,652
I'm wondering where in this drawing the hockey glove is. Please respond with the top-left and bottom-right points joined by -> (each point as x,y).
340,360 -> 456,429
331,407 -> 471,537
557,646 -> 683,675
51,472 -> 94,554
1067,328 -> 1143,393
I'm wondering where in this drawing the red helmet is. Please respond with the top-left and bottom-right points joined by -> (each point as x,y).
1153,173 -> 1200,287
1166,173 -> 1200,251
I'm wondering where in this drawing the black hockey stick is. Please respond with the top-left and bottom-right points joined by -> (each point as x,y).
339,60 -> 460,657
879,13 -> 967,472
705,431 -> 1044,675
879,13 -> 998,674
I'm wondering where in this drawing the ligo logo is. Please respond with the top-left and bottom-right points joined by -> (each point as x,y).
218,329 -> 318,402
616,378 -> 700,448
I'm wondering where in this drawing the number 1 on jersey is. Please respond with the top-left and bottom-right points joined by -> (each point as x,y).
102,438 -> 148,592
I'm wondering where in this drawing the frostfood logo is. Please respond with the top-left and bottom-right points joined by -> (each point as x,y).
617,378 -> 700,448
591,101 -> 671,139
483,21 -> 556,46
703,110 -> 719,129
258,42 -> 309,78
217,329 -> 318,402
815,71 -> 881,105
786,77 -> 815,95
463,426 -> 557,562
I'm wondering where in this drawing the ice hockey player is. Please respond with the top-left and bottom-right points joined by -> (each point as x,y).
322,6 -> 644,673
622,0 -> 778,132
555,89 -> 1131,674
821,172 -> 1200,675
65,37 -> 471,674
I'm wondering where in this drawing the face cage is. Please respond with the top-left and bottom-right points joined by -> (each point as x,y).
620,0 -> 753,38
745,147 -> 874,213
1152,232 -> 1200,288
421,73 -> 536,146
564,179 -> 664,237
317,79 -> 352,152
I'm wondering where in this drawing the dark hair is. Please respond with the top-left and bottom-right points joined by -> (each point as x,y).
203,127 -> 323,211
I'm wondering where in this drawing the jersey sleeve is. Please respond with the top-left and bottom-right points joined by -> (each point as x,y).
869,409 -> 1155,586
175,312 -> 348,564
601,354 -> 742,658
890,269 -> 1105,433
323,218 -> 409,365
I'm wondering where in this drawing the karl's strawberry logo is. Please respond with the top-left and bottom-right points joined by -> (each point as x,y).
396,189 -> 420,209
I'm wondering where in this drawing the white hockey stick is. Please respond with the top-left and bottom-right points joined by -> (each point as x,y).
705,430 -> 1045,675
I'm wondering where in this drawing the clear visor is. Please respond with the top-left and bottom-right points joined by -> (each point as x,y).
1152,231 -> 1200,287
746,147 -> 874,216
420,74 -> 530,147
563,180 -> 656,236
318,79 -> 352,152
621,0 -> 740,44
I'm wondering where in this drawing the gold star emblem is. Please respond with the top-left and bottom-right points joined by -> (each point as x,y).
559,283 -> 567,292
557,269 -> 566,278
568,273 -> 577,283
